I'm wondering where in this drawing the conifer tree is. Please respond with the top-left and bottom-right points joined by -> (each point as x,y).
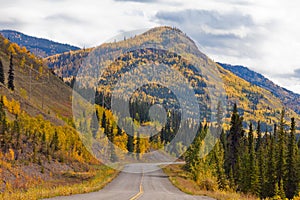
136,132 -> 141,160
41,132 -> 47,154
0,58 -> 5,84
277,109 -> 286,184
256,121 -> 266,198
225,103 -> 244,185
255,121 -> 261,152
265,124 -> 277,197
127,133 -> 134,154
90,110 -> 99,138
8,54 -> 14,91
247,123 -> 259,194
214,140 -> 228,190
101,111 -> 106,128
285,117 -> 298,199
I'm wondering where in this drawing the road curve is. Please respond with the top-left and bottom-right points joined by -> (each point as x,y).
46,163 -> 215,200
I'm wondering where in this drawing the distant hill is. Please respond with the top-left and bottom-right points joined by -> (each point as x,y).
218,63 -> 300,115
0,30 -> 80,57
45,26 -> 300,131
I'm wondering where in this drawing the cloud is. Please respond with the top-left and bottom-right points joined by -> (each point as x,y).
0,18 -> 25,30
45,14 -> 84,24
293,68 -> 300,77
114,0 -> 158,3
156,9 -> 254,29
154,9 -> 264,58
214,0 -> 252,5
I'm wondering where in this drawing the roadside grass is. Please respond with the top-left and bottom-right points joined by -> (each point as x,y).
0,165 -> 119,200
162,164 -> 258,200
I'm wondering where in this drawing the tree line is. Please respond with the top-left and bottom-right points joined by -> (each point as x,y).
185,103 -> 300,199
0,54 -> 15,90
0,96 -> 97,166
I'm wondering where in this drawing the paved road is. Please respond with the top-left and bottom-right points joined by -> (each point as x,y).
46,163 -> 214,200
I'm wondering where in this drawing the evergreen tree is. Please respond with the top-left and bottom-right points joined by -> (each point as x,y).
247,123 -> 259,194
106,119 -> 118,162
41,132 -> 47,154
278,179 -> 286,199
50,130 -> 59,152
90,110 -> 99,138
214,140 -> 228,190
117,126 -> 122,136
256,122 -> 266,198
8,54 -> 14,91
127,133 -> 134,154
136,132 -> 141,160
277,109 -> 287,184
255,121 -> 261,152
0,58 -> 5,84
265,124 -> 277,197
225,103 -> 244,185
101,111 -> 106,128
285,117 -> 298,199
0,98 -> 5,150
184,125 -> 207,180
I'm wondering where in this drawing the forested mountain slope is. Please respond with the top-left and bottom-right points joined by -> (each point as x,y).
45,26 -> 300,131
0,35 -> 106,195
218,62 -> 300,115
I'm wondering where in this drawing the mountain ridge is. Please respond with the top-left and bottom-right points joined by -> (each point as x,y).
47,26 -> 300,131
218,62 -> 300,115
0,30 -> 80,57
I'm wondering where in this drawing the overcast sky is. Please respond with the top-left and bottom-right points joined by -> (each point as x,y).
0,0 -> 300,94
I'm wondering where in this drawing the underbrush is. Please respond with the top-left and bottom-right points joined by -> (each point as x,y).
0,165 -> 118,200
163,164 -> 258,200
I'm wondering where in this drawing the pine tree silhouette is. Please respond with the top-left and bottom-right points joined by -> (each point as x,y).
0,58 -> 5,84
8,54 -> 14,91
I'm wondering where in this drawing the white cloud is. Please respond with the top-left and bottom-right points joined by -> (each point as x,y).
0,0 -> 299,93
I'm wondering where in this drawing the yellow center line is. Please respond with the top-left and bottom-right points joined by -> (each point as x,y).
129,170 -> 144,200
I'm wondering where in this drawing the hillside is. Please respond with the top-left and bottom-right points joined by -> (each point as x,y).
0,30 -> 80,58
218,62 -> 300,115
46,26 -> 300,131
0,35 -> 73,122
0,34 -> 111,195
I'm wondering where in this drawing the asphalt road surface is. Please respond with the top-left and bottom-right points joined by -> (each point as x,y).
46,163 -> 215,200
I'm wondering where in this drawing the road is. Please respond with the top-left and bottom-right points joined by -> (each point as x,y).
46,163 -> 215,200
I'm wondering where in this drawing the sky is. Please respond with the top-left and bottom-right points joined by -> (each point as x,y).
0,0 -> 300,94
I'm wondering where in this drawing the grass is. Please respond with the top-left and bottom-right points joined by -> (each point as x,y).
162,164 -> 258,200
0,165 -> 119,200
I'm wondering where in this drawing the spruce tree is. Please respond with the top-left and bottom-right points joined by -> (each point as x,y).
127,133 -> 134,154
8,54 -> 14,91
255,121 -> 261,152
265,124 -> 277,197
214,140 -> 228,190
248,123 -> 259,194
225,103 -> 244,185
90,110 -> 99,138
0,99 -> 6,151
256,122 -> 266,198
0,58 -> 5,84
101,111 -> 106,128
136,132 -> 141,160
285,117 -> 298,199
277,109 -> 287,184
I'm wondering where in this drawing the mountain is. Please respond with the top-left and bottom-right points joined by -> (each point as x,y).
218,63 -> 300,115
0,34 -> 102,194
0,30 -> 80,58
45,26 -> 300,131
